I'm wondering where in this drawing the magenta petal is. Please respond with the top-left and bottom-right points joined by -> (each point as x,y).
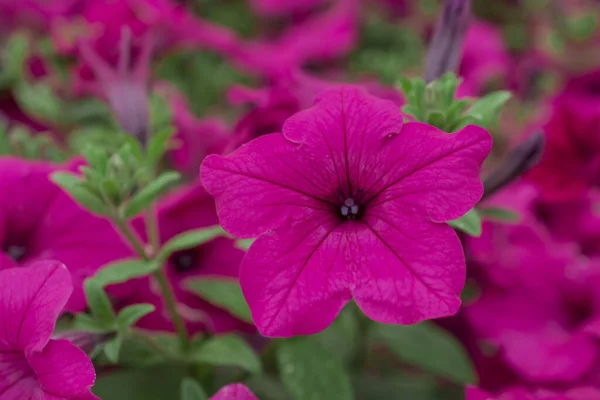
240,210 -> 353,337
368,123 -> 492,222
210,383 -> 258,400
0,351 -> 38,400
353,203 -> 465,324
465,387 -> 493,400
0,262 -> 72,354
28,339 -> 98,400
201,133 -> 335,238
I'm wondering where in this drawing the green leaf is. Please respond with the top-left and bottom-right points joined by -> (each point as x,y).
180,378 -> 208,400
84,280 -> 116,327
277,337 -> 354,400
73,313 -> 110,332
124,171 -> 181,218
117,304 -> 156,330
371,322 -> 477,384
427,111 -> 445,130
479,207 -> 521,223
352,374 -> 440,400
91,259 -> 159,288
51,172 -> 108,215
93,365 -> 188,399
0,33 -> 28,87
147,126 -> 175,166
467,91 -> 512,127
157,226 -> 225,262
13,82 -> 63,122
118,334 -> 180,367
448,209 -> 482,237
149,93 -> 172,133
314,306 -> 359,365
104,336 -> 123,363
185,277 -> 252,323
191,334 -> 262,374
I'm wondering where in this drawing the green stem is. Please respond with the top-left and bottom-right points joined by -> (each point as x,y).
113,212 -> 191,351
145,206 -> 160,258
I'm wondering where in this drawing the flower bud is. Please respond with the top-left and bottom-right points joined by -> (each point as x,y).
482,131 -> 545,201
424,0 -> 471,83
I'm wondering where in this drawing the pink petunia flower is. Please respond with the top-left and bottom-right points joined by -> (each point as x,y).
201,85 -> 492,336
466,386 -> 600,400
124,183 -> 250,334
527,69 -> 600,200
0,157 -> 134,312
210,383 -> 258,400
0,261 -> 98,399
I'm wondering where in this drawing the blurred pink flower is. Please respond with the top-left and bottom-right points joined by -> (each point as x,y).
0,0 -> 80,32
233,0 -> 358,77
125,183 -> 249,334
466,386 -> 600,400
528,69 -> 600,200
164,89 -> 232,177
0,157 -> 133,312
0,261 -> 98,399
202,85 -> 491,336
210,383 -> 258,400
459,21 -> 511,96
249,0 -> 325,17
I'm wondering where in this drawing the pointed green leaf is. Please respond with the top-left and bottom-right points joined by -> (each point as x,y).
371,322 -> 477,384
51,172 -> 108,215
185,277 -> 252,323
117,304 -> 156,330
157,226 -> 225,262
448,209 -> 482,237
91,259 -> 159,288
104,336 -> 123,364
467,91 -> 512,127
479,207 -> 521,223
192,335 -> 262,374
124,171 -> 181,218
84,280 -> 116,327
180,378 -> 208,400
277,337 -> 353,400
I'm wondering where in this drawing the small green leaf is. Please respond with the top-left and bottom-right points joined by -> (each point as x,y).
192,335 -> 262,374
13,82 -> 63,122
104,336 -> 123,363
149,93 -> 172,132
124,171 -> 181,218
91,259 -> 159,288
448,209 -> 482,237
51,172 -> 108,216
117,304 -> 156,330
147,126 -> 175,166
185,278 -> 252,323
467,91 -> 512,127
479,207 -> 521,223
84,280 -> 116,327
371,322 -> 477,384
427,111 -> 446,130
73,313 -> 110,332
277,337 -> 354,400
314,306 -> 359,365
0,33 -> 28,87
180,378 -> 208,400
157,226 -> 225,262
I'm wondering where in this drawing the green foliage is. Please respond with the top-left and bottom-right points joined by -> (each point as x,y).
0,33 -> 28,88
349,16 -> 423,84
314,306 -> 360,365
91,259 -> 159,287
399,73 -> 512,131
277,336 -> 354,400
181,378 -> 208,400
156,226 -> 226,263
235,238 -> 255,251
185,277 -> 253,324
157,51 -> 251,116
191,335 -> 262,374
195,0 -> 258,36
479,207 -> 521,223
0,122 -> 65,161
124,171 -> 181,218
448,208 -> 483,237
370,322 -> 477,384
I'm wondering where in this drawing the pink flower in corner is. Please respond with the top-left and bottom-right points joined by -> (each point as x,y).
466,386 -> 600,400
210,383 -> 258,400
201,85 -> 492,337
0,261 -> 98,400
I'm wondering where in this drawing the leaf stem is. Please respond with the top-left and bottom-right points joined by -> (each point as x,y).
113,212 -> 190,351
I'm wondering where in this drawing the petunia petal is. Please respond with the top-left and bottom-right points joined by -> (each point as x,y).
0,351 -> 38,400
352,202 -> 465,324
240,210 -> 353,337
201,133 -> 336,238
28,339 -> 98,400
0,262 -> 72,354
364,123 -> 491,222
210,383 -> 258,400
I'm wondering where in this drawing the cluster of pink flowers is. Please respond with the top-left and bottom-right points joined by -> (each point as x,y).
1,0 -> 600,398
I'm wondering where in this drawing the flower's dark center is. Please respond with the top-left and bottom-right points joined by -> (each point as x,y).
339,198 -> 362,220
171,249 -> 199,273
2,236 -> 28,262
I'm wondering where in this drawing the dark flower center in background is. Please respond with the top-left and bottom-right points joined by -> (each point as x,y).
2,236 -> 28,262
170,249 -> 199,273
